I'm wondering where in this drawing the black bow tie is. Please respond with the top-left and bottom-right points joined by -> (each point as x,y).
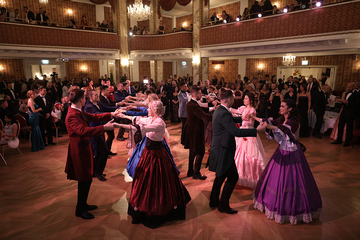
41,96 -> 46,98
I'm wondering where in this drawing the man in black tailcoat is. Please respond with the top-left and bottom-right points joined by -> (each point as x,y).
35,86 -> 54,145
208,89 -> 265,214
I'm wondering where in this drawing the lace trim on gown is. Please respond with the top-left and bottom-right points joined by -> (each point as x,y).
252,196 -> 321,225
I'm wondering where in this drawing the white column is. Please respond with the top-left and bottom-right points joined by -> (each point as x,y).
156,60 -> 163,83
172,16 -> 176,30
238,56 -> 246,79
172,60 -> 177,77
150,60 -> 156,81
99,60 -> 108,78
131,60 -> 140,82
96,5 -> 105,23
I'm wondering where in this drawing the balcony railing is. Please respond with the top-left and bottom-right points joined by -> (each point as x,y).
130,31 -> 192,51
200,0 -> 360,47
0,22 -> 119,49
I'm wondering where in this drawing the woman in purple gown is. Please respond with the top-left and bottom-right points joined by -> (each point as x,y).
252,99 -> 322,225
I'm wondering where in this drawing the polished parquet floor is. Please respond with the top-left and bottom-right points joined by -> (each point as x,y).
1,122 -> 360,240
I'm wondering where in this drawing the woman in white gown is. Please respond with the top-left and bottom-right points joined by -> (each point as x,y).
231,92 -> 267,188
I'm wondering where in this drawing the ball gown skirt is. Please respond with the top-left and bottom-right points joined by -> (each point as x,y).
330,106 -> 346,141
234,133 -> 267,189
29,107 -> 45,152
252,143 -> 322,225
128,138 -> 191,228
127,137 -> 179,178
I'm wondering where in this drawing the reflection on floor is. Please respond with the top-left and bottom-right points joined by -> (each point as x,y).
1,122 -> 360,240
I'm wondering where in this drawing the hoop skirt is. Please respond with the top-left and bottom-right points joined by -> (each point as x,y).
128,138 -> 191,228
234,106 -> 267,188
253,117 -> 322,225
127,137 -> 179,178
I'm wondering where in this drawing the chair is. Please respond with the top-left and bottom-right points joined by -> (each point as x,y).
0,131 -> 6,165
15,114 -> 31,143
0,119 -> 3,131
52,117 -> 60,143
0,120 -> 23,164
352,119 -> 360,148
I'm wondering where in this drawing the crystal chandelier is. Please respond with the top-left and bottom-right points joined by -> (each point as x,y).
39,0 -> 49,4
282,55 -> 296,66
127,0 -> 151,21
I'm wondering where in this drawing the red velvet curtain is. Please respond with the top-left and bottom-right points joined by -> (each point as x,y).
89,0 -> 116,12
158,0 -> 192,17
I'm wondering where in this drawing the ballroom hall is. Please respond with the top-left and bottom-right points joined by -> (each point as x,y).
0,0 -> 360,239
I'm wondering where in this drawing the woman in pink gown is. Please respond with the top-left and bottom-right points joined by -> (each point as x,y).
231,93 -> 267,189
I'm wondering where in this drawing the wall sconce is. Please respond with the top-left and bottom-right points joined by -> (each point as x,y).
129,61 -> 134,65
182,22 -> 187,28
258,64 -> 264,70
0,65 -> 4,72
0,0 -> 6,6
192,56 -> 200,65
67,9 -> 73,14
121,58 -> 129,66
214,65 -> 220,70
81,66 -> 87,71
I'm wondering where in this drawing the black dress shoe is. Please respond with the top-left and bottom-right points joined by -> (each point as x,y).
209,200 -> 220,208
193,174 -> 207,180
75,210 -> 94,219
314,135 -> 322,139
107,156 -> 111,159
102,174 -> 106,177
96,175 -> 107,181
218,207 -> 238,214
116,137 -> 126,141
343,143 -> 350,147
44,144 -> 48,147
109,151 -> 117,156
187,171 -> 194,177
85,204 -> 98,211
331,141 -> 342,144
48,142 -> 56,145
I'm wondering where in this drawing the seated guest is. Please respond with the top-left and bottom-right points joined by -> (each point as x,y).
291,0 -> 302,11
1,113 -> 18,144
18,103 -> 30,124
0,100 -> 9,123
158,20 -> 165,34
262,0 -> 273,16
250,1 -> 262,18
210,12 -> 219,23
272,5 -> 280,14
66,19 -> 76,28
23,6 -> 35,23
222,11 -> 230,22
36,8 -> 48,26
81,15 -> 88,28
100,20 -> 109,31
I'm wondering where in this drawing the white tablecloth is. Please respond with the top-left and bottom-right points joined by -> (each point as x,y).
308,110 -> 339,133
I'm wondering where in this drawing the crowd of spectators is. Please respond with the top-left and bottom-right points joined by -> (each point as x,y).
0,6 -> 114,32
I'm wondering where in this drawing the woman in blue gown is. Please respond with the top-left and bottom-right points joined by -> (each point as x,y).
27,90 -> 45,152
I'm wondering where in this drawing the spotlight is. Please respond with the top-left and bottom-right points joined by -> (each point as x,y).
301,4 -> 306,9
236,17 -> 240,21
258,13 -> 262,18
316,1 -> 321,7
283,8 -> 288,13
129,32 -> 133,36
223,20 -> 227,23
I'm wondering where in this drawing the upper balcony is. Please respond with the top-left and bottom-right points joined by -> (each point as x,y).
200,0 -> 360,48
0,22 -> 119,50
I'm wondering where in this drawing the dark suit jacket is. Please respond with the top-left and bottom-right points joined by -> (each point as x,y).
342,90 -> 360,118
34,95 -> 53,118
157,85 -> 168,95
124,86 -> 136,97
26,11 -> 35,21
14,81 -> 22,97
4,89 -> 16,101
36,13 -> 48,25
208,105 -> 257,177
84,100 -> 117,157
114,90 -> 126,102
183,100 -> 213,154
202,87 -> 209,95
100,94 -> 116,107
313,90 -> 327,113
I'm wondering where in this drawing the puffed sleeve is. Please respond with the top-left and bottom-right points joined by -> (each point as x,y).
265,118 -> 299,152
237,106 -> 246,114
